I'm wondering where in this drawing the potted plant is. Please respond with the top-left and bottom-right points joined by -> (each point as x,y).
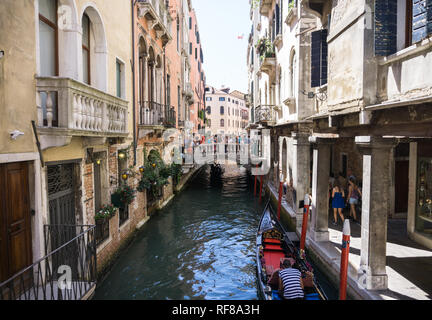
95,204 -> 117,221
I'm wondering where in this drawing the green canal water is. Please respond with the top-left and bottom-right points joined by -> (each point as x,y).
94,165 -> 338,300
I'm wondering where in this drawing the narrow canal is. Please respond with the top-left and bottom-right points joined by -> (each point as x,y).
94,165 -> 337,300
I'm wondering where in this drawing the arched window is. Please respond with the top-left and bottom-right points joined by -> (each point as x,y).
138,38 -> 147,104
291,51 -> 297,98
81,5 -> 108,91
82,13 -> 90,84
220,119 -> 225,127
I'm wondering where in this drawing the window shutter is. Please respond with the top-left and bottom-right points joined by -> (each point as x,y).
428,0 -> 432,34
320,29 -> 328,86
311,30 -> 327,88
412,0 -> 427,42
374,0 -> 397,56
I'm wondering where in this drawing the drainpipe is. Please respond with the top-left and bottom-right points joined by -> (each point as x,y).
132,0 -> 137,166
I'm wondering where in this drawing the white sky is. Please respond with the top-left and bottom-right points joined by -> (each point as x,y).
193,0 -> 251,93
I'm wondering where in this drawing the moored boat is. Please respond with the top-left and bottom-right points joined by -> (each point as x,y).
256,201 -> 328,300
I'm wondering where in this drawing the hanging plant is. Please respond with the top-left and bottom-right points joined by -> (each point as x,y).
137,149 -> 171,197
111,184 -> 136,208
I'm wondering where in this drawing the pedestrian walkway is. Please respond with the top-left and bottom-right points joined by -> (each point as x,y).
267,181 -> 432,300
324,216 -> 432,300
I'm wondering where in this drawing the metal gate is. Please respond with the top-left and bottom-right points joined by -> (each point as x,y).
46,163 -> 78,280
47,164 -> 76,227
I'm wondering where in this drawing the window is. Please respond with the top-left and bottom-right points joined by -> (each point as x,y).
82,13 -> 91,85
219,97 -> 225,101
220,119 -> 224,127
177,85 -> 181,120
220,106 -> 224,115
189,42 -> 192,55
206,97 -> 212,101
189,17 -> 192,29
195,47 -> 197,60
310,29 -> 328,87
167,74 -> 171,106
206,106 -> 211,114
116,59 -> 123,98
176,18 -> 180,52
39,0 -> 58,76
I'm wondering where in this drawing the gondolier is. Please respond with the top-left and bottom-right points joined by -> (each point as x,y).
278,259 -> 304,300
256,201 -> 327,300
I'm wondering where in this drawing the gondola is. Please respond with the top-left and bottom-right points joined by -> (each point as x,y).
256,201 -> 328,300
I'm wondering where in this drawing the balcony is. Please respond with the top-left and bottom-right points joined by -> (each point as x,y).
36,77 -> 128,150
0,225 -> 96,300
255,105 -> 276,125
260,0 -> 273,16
137,0 -> 172,45
376,38 -> 432,105
139,101 -> 176,128
257,38 -> 276,76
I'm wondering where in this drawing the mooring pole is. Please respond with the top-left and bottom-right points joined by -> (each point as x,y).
339,219 -> 351,300
254,164 -> 258,196
277,180 -> 283,220
259,175 -> 263,203
300,194 -> 310,253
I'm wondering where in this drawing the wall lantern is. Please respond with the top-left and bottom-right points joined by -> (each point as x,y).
118,151 -> 126,160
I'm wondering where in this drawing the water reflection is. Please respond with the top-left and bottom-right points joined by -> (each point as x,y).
94,165 -> 264,300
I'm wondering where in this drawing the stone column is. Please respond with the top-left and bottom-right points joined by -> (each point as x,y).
143,56 -> 149,103
309,136 -> 333,242
355,136 -> 397,290
293,132 -> 311,229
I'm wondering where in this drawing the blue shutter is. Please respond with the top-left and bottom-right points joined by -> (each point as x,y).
320,29 -> 328,86
426,0 -> 432,35
374,0 -> 397,56
311,30 -> 322,88
311,29 -> 327,88
413,0 -> 427,43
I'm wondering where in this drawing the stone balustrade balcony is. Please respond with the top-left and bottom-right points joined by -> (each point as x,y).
36,77 -> 128,150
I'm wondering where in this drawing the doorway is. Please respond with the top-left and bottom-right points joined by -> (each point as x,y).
0,162 -> 33,283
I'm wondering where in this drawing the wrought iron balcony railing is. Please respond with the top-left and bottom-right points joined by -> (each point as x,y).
139,101 -> 176,128
0,225 -> 96,300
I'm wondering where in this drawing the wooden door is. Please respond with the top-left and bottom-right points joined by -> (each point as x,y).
395,160 -> 409,213
0,162 -> 32,283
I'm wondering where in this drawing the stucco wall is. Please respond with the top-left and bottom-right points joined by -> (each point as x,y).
0,0 -> 38,155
